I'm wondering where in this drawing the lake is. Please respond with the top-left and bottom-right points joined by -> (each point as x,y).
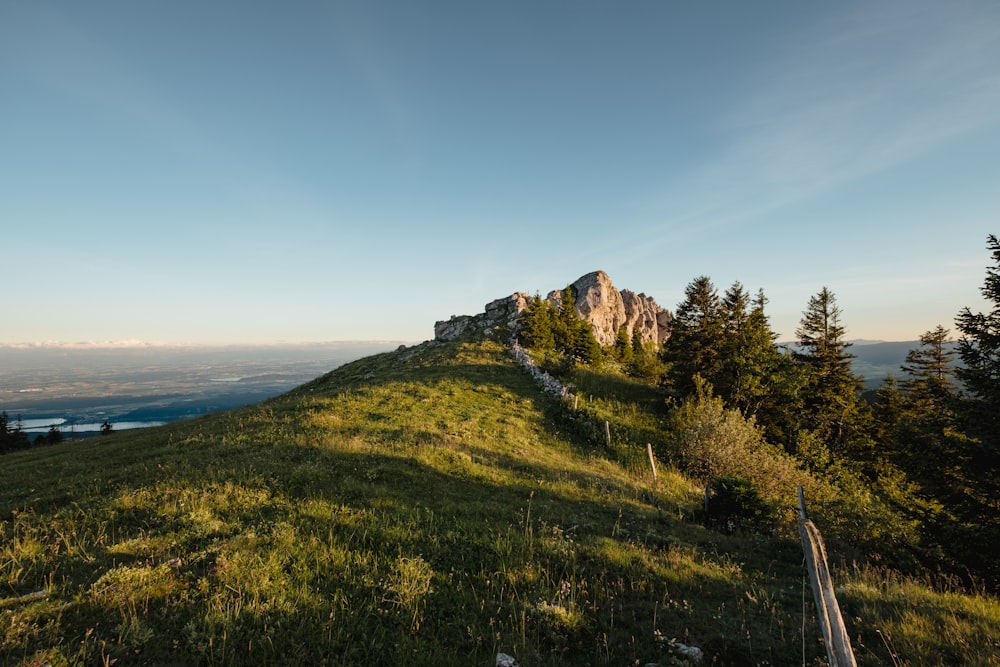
0,342 -> 406,436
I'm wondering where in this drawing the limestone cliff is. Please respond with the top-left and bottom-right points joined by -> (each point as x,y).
434,271 -> 671,345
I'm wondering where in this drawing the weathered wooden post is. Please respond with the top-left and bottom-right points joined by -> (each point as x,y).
573,394 -> 579,411
646,443 -> 657,481
797,486 -> 857,667
604,420 -> 611,447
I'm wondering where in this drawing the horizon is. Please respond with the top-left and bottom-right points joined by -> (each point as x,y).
2,1 -> 997,345
0,334 -> 947,350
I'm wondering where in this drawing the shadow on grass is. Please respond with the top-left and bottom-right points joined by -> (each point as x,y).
0,340 -> 828,666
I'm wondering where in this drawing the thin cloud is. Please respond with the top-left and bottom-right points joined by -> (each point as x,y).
644,1 -> 1000,239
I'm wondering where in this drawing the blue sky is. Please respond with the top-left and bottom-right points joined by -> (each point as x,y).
2,1 -> 997,345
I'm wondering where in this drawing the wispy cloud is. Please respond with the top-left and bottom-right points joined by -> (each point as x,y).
647,1 -> 1000,236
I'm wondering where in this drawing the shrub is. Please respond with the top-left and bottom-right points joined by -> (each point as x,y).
665,377 -> 813,527
705,475 -> 776,532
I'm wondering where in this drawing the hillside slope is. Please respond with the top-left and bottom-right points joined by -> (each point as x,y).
2,339 -> 998,666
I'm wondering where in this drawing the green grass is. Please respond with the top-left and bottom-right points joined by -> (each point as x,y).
1,339 -> 998,665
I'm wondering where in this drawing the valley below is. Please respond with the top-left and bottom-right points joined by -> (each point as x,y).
0,342 -> 404,436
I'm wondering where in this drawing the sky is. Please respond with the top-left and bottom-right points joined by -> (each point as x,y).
2,1 -> 998,345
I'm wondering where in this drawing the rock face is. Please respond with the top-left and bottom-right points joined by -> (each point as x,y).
434,271 -> 671,346
551,271 -> 627,346
433,293 -> 532,341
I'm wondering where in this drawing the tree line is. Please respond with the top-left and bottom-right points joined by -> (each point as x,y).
1,414 -> 114,454
517,235 -> 1000,586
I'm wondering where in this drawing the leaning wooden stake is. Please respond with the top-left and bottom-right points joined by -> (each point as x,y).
646,443 -> 657,481
797,486 -> 857,667
604,420 -> 611,447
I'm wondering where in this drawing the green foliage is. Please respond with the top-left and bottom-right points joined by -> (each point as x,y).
704,476 -> 776,533
662,276 -> 725,396
664,378 -> 810,524
794,287 -> 874,464
519,287 -> 602,366
517,295 -> 556,351
626,333 -> 666,383
955,234 -> 1000,445
611,326 -> 634,364
2,286 -> 999,665
0,412 -> 30,454
661,280 -> 801,451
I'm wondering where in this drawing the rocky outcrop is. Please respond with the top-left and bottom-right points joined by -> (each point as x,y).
548,271 -> 671,346
434,293 -> 532,341
435,271 -> 672,346
622,288 -> 673,346
551,271 -> 627,346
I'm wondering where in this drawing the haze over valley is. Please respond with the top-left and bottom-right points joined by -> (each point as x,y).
0,342 -> 402,435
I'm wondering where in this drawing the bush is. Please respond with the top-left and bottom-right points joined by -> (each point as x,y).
664,378 -> 813,528
705,476 -> 776,532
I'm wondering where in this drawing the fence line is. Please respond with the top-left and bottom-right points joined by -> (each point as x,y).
797,486 -> 857,667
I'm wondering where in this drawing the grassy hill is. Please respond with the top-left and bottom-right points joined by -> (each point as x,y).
2,338 -> 998,666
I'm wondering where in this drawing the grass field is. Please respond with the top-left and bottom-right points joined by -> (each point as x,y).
2,339 -> 998,665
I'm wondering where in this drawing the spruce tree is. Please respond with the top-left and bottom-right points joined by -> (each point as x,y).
571,318 -> 602,365
902,325 -> 956,405
518,295 -> 555,351
613,326 -> 634,364
794,287 -> 872,465
952,235 -> 1000,581
883,328 -> 967,491
955,234 -> 1000,446
717,284 -> 785,416
663,276 -> 725,396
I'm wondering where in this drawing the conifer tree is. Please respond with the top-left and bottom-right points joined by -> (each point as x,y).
902,325 -> 957,405
794,287 -> 872,464
955,234 -> 1000,446
0,412 -> 30,453
717,284 -> 786,415
544,286 -> 602,365
881,327 -> 967,491
613,326 -> 634,364
570,318 -> 603,364
951,235 -> 1000,580
518,295 -> 555,351
663,276 -> 725,395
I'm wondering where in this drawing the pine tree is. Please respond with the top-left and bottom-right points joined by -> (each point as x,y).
951,235 -> 1000,582
955,234 -> 1000,446
886,327 -> 968,493
46,425 -> 64,446
794,287 -> 872,464
902,325 -> 957,406
0,412 -> 31,453
717,284 -> 785,415
663,276 -> 725,396
518,295 -> 555,351
571,318 -> 602,364
542,286 -> 602,365
613,326 -> 634,364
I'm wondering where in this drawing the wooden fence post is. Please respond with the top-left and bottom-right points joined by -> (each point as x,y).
604,420 -> 611,447
797,486 -> 857,667
646,443 -> 657,481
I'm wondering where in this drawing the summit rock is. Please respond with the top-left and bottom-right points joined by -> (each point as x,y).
434,271 -> 671,346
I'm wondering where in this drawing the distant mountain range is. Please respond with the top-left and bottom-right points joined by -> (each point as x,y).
846,340 -> 918,387
780,339 -> 960,389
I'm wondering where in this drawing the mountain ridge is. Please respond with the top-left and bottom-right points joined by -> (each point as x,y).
434,270 -> 672,346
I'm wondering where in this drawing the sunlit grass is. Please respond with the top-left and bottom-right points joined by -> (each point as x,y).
0,339 -> 997,665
